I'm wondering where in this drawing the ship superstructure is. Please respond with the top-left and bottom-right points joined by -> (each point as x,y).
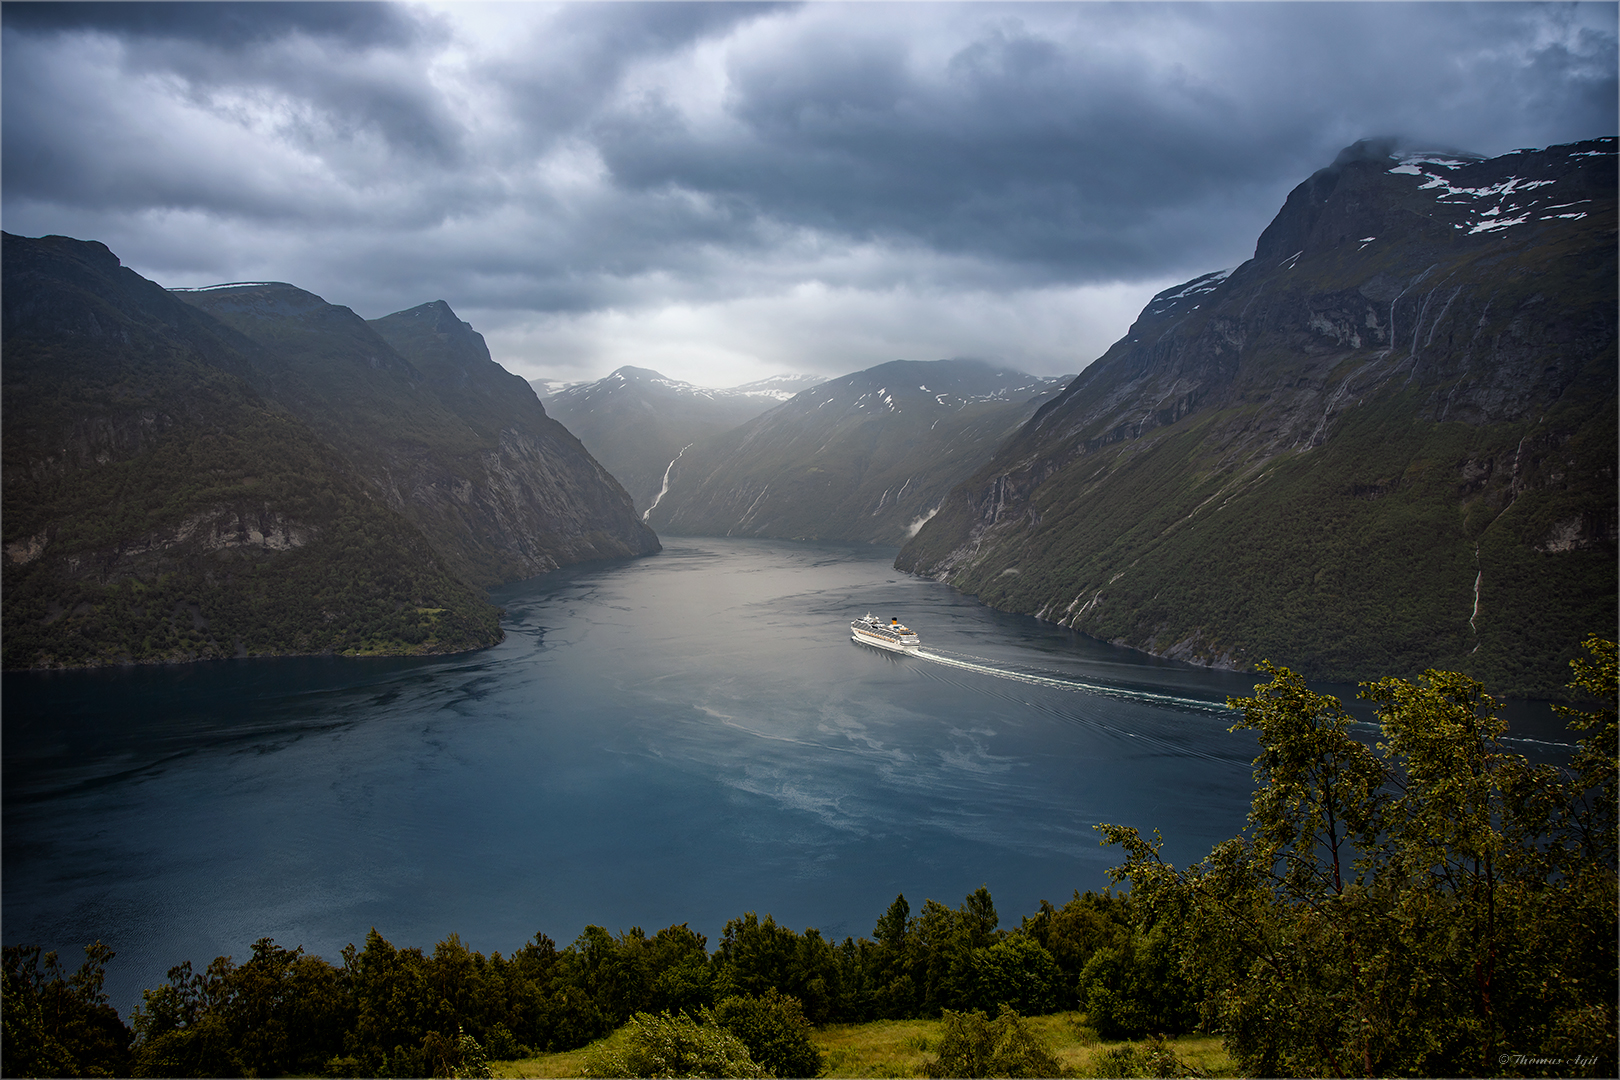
851,613 -> 921,654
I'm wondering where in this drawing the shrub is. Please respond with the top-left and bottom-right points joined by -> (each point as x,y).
1085,1035 -> 1203,1078
710,990 -> 823,1078
582,1011 -> 767,1079
923,1005 -> 1065,1078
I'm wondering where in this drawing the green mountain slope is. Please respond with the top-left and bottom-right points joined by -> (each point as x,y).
647,360 -> 1070,544
896,138 -> 1617,696
1,234 -> 501,666
537,366 -> 807,514
170,288 -> 659,589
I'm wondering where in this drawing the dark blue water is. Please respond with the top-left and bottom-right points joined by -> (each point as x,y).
1,538 -> 1575,1017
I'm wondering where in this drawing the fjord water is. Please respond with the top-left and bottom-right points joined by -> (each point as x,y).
1,538 -> 1570,1017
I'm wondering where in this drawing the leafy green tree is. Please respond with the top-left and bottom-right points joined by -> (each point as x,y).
1100,640 -> 1619,1077
2,941 -> 134,1078
867,894 -> 915,1017
970,935 -> 1062,1017
129,940 -> 352,1077
709,989 -> 823,1078
909,887 -> 1003,1015
922,1005 -> 1064,1079
712,914 -> 849,1024
582,1011 -> 767,1079
1020,890 -> 1132,1008
1074,921 -> 1196,1041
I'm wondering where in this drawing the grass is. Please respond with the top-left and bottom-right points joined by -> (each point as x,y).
490,1012 -> 1238,1078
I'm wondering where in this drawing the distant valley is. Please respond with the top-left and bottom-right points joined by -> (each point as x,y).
534,367 -> 825,514
645,360 -> 1072,546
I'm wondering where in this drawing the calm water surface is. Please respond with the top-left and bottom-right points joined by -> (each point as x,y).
2,538 -> 1572,1016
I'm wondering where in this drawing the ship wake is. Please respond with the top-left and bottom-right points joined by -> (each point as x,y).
912,648 -> 1226,714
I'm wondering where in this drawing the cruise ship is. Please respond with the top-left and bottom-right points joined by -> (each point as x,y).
851,613 -> 921,654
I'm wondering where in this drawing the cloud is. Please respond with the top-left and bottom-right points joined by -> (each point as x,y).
473,260 -> 1175,387
3,1 -> 1614,387
1,1 -> 424,49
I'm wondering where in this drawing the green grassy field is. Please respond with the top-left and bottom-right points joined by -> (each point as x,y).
490,1011 -> 1236,1078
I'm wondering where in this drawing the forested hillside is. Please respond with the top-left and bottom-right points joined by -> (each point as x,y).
1,235 -> 500,666
178,288 -> 659,589
898,138 -> 1617,697
1,234 -> 656,668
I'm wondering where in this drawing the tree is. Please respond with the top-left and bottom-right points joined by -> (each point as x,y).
970,935 -> 1062,1017
712,914 -> 848,1024
869,894 -> 917,1018
2,941 -> 134,1078
1019,889 -> 1132,1007
1099,640 -> 1619,1077
1074,922 -> 1196,1041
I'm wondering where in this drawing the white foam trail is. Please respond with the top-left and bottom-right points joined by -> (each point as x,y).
913,649 -> 1227,714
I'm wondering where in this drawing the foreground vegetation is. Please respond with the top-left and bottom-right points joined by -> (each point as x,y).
495,1010 -> 1234,1078
4,638 -> 1612,1077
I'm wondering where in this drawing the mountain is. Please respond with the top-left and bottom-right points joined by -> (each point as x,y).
896,138 -> 1617,697
534,366 -> 826,513
1,234 -> 500,665
2,233 -> 658,669
170,289 -> 658,589
646,359 -> 1072,544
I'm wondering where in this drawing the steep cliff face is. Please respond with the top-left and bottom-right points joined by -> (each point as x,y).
1,234 -> 502,667
896,138 -> 1617,695
368,301 -> 660,583
647,359 -> 1069,544
170,289 -> 659,589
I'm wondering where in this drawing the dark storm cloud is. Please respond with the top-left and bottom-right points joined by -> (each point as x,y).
587,2 -> 1618,281
1,1 -> 422,49
2,1 -> 1615,383
2,0 -> 465,218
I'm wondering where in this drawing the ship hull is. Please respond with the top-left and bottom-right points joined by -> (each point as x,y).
851,627 -> 921,654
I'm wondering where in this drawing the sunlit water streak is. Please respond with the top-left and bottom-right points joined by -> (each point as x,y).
2,538 -> 1574,1016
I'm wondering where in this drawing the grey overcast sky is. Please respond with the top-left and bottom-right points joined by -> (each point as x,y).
4,2 -> 1615,387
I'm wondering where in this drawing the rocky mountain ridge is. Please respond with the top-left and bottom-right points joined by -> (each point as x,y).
167,286 -> 659,589
536,366 -> 827,513
896,137 -> 1617,696
647,359 -> 1072,545
2,234 -> 656,668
